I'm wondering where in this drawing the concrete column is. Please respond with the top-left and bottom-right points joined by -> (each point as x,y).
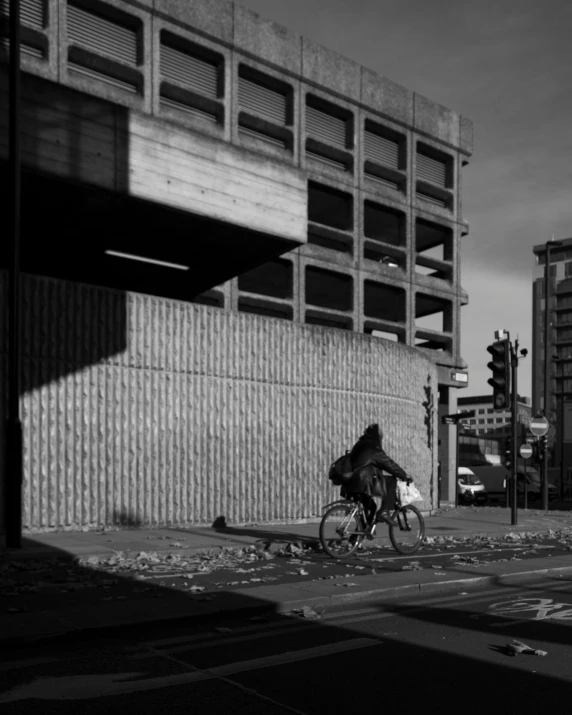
437,384 -> 458,503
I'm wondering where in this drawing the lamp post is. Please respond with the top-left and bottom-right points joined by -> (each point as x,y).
543,239 -> 563,510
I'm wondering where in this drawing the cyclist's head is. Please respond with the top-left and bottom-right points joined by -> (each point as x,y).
364,423 -> 383,445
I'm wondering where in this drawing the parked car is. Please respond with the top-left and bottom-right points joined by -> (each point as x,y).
457,467 -> 488,504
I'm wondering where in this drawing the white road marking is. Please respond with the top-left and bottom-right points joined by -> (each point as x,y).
0,638 -> 380,702
209,637 -> 381,676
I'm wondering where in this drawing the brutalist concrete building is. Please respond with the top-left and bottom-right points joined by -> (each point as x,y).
0,0 -> 472,533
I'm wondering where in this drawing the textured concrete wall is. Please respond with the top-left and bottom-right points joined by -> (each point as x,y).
0,272 -> 438,532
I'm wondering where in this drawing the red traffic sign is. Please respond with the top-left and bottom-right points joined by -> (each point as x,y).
519,444 -> 533,459
529,415 -> 549,437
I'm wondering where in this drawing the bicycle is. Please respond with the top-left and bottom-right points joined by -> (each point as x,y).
319,494 -> 425,559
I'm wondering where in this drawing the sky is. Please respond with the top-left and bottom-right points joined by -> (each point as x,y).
239,0 -> 572,398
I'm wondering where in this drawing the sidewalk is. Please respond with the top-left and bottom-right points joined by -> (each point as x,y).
5,505 -> 572,561
1,506 -> 572,650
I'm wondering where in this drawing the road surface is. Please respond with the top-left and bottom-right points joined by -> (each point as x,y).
2,575 -> 572,714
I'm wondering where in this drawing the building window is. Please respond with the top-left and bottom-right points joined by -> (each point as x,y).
363,119 -> 405,191
307,182 -> 353,253
192,289 -> 224,308
478,419 -> 485,425
364,202 -> 405,246
363,281 -> 406,323
305,267 -> 353,312
159,31 -> 224,123
238,65 -> 292,150
238,297 -> 293,321
415,219 -> 453,281
66,0 -> 144,94
363,202 -> 406,266
305,94 -> 353,171
238,259 -> 293,299
416,143 -> 453,209
414,293 -> 453,353
0,0 -> 47,59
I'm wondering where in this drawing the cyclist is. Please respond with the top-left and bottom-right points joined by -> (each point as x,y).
341,424 -> 409,532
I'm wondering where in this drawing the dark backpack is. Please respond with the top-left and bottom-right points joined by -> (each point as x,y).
328,451 -> 354,486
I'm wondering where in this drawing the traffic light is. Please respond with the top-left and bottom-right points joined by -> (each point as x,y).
504,436 -> 512,469
538,435 -> 547,461
487,339 -> 511,410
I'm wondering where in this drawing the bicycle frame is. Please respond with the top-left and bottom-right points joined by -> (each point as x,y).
321,499 -> 357,510
322,498 -> 411,533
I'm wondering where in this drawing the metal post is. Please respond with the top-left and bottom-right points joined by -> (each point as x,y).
455,426 -> 459,507
560,360 -> 565,503
524,459 -> 527,510
4,0 -> 23,549
511,339 -> 518,525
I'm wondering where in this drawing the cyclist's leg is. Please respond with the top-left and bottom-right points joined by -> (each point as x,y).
382,477 -> 397,512
359,493 -> 377,525
376,477 -> 398,526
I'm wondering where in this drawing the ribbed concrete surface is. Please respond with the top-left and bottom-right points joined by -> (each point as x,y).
1,272 -> 438,531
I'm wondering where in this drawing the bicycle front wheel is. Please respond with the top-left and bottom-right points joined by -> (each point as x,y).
319,503 -> 364,559
389,504 -> 425,555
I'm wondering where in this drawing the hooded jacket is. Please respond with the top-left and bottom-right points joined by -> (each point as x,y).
344,424 -> 407,497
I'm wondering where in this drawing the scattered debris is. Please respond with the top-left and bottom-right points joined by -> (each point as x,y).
505,640 -> 548,657
290,604 -> 325,619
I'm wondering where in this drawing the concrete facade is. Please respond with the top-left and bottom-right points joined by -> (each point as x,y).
0,271 -> 438,531
0,0 -> 472,529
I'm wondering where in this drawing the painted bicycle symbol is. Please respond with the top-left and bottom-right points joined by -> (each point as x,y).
488,597 -> 572,622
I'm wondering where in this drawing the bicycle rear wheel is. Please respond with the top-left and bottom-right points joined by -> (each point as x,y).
389,504 -> 425,554
319,503 -> 364,559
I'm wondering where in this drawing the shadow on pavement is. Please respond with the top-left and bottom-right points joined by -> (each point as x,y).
0,537 -> 294,652
1,538 -> 572,713
172,522 -> 321,547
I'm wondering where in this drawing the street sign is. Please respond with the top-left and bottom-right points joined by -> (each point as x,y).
442,410 -> 475,425
520,444 -> 533,459
529,415 -> 549,437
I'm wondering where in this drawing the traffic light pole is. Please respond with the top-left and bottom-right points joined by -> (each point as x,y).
510,340 -> 519,526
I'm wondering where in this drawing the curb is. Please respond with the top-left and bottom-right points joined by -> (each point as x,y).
2,562 -> 572,653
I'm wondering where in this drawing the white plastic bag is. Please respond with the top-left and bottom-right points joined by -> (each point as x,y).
397,481 -> 423,506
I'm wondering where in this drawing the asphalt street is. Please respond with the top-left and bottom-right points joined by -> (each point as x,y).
1,576 -> 572,714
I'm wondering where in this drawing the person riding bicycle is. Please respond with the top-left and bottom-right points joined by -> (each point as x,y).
341,424 -> 409,531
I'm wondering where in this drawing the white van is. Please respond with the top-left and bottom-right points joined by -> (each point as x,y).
457,467 -> 488,504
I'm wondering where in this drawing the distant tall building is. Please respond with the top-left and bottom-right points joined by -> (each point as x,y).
532,239 -> 572,422
457,394 -> 531,439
